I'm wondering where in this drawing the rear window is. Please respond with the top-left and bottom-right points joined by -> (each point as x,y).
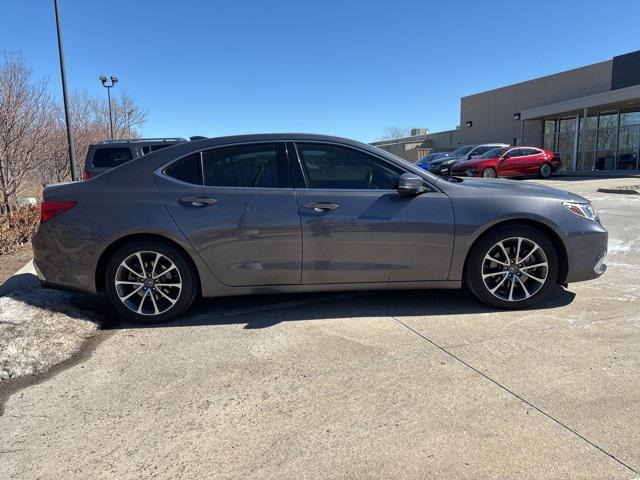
142,143 -> 175,155
91,147 -> 133,168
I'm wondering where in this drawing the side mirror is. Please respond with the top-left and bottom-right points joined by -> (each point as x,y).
398,173 -> 427,196
500,155 -> 510,161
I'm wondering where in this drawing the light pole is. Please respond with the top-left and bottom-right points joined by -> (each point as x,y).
126,108 -> 133,137
99,75 -> 118,139
53,0 -> 78,181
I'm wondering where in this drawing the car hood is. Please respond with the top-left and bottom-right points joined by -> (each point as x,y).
452,177 -> 588,202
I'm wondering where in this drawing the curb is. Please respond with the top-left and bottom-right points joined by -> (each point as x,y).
596,188 -> 640,195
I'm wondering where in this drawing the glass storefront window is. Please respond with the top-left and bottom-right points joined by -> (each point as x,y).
597,127 -> 618,151
616,151 -> 638,170
595,151 -> 616,170
618,126 -> 640,150
576,151 -> 595,171
598,112 -> 618,128
580,116 -> 597,130
543,134 -> 556,151
620,111 -> 640,126
544,120 -> 556,134
544,109 -> 640,171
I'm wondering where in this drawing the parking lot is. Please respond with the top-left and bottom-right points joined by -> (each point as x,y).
1,177 -> 639,479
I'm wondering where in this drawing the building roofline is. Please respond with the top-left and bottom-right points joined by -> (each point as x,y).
461,59 -> 613,100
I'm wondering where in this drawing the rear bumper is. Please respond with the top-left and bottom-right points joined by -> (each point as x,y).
32,225 -> 99,294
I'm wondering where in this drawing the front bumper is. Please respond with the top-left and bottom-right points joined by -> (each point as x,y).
562,216 -> 608,283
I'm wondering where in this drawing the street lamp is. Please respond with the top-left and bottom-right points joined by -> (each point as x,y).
53,0 -> 78,181
99,75 -> 118,139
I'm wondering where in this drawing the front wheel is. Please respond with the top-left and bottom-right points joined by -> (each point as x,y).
465,225 -> 558,309
104,239 -> 197,324
481,167 -> 497,178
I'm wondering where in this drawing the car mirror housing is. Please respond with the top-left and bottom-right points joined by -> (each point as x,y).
398,173 -> 427,196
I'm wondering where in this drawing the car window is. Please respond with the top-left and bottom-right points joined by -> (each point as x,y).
449,145 -> 474,157
522,148 -> 540,155
507,149 -> 522,157
91,147 -> 133,168
164,143 -> 286,187
479,147 -> 507,159
203,143 -> 283,188
164,152 -> 203,185
150,143 -> 174,152
296,143 -> 404,190
470,146 -> 498,157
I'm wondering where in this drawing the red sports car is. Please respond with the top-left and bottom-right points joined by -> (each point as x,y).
450,146 -> 562,178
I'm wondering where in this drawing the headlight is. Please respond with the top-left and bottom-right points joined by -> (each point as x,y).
562,201 -> 597,221
441,159 -> 456,166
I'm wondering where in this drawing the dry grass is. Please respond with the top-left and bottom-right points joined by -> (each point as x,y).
0,206 -> 39,255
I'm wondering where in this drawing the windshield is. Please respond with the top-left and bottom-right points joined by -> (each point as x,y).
479,147 -> 508,159
448,145 -> 474,157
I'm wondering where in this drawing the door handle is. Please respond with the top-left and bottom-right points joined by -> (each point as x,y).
303,201 -> 339,212
180,196 -> 218,206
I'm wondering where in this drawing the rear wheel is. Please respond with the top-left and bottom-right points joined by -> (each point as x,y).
105,239 -> 197,324
481,167 -> 497,178
465,225 -> 558,309
538,162 -> 553,178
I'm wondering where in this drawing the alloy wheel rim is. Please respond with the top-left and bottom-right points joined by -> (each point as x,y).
483,169 -> 496,178
541,164 -> 551,177
115,251 -> 182,316
481,237 -> 548,302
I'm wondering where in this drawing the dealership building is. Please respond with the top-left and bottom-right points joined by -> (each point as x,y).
372,50 -> 640,172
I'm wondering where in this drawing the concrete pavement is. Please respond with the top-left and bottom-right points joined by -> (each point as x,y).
1,178 -> 639,479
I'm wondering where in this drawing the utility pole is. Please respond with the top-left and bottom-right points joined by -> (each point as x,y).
53,0 -> 78,181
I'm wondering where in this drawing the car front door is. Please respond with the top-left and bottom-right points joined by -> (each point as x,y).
497,148 -> 522,176
155,142 -> 302,286
291,142 -> 454,284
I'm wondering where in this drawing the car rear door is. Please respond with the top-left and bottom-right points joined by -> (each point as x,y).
290,142 -> 454,284
517,148 -> 543,174
155,142 -> 302,287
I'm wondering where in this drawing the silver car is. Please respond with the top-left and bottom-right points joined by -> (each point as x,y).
33,134 -> 608,324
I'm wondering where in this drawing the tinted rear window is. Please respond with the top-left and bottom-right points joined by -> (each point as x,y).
165,153 -> 203,185
92,147 -> 133,168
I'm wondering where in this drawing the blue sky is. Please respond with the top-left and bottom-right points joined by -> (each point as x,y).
2,0 -> 639,142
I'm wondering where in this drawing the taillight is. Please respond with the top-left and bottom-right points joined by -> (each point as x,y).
40,201 -> 77,223
83,169 -> 92,180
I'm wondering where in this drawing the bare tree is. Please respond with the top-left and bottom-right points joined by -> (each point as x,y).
380,126 -> 411,140
0,52 -> 55,213
40,91 -> 147,183
90,91 -> 146,140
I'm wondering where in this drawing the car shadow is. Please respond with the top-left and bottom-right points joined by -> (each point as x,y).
1,273 -> 576,331
97,286 -> 576,331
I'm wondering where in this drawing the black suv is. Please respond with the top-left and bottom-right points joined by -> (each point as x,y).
83,138 -> 188,180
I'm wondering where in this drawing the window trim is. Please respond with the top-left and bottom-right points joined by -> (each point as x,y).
159,141 -> 292,190
290,140 -> 417,191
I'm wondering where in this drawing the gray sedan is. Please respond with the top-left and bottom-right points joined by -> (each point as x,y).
33,134 -> 608,324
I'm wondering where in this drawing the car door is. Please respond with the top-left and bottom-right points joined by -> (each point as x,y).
155,142 -> 302,286
496,148 -> 522,176
517,148 -> 543,175
291,142 -> 454,284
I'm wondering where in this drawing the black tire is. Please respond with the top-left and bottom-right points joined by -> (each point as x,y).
104,239 -> 197,324
465,225 -> 558,309
482,167 -> 497,178
538,162 -> 553,178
